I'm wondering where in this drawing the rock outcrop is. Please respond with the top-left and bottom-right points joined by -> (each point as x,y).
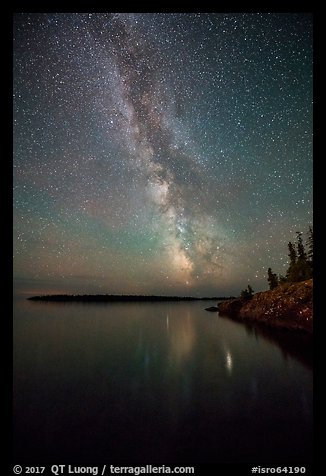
218,279 -> 313,333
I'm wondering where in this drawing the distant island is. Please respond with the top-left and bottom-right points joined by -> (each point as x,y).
28,294 -> 236,303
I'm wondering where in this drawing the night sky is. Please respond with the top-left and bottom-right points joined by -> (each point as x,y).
13,13 -> 313,297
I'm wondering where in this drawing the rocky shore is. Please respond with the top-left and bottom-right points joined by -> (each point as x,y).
218,279 -> 313,333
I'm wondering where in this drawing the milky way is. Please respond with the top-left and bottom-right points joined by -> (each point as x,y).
13,13 -> 313,296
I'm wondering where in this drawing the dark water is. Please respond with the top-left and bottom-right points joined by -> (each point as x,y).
13,299 -> 312,464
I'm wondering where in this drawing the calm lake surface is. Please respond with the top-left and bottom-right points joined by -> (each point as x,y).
13,298 -> 313,464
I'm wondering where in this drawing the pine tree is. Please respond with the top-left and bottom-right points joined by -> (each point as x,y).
286,241 -> 297,282
266,227 -> 313,288
278,274 -> 287,284
240,285 -> 254,300
296,231 -> 312,280
267,267 -> 278,289
286,231 -> 311,282
307,226 -> 313,270
247,284 -> 254,296
296,231 -> 307,261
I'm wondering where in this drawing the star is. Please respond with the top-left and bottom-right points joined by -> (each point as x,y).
13,12 -> 312,297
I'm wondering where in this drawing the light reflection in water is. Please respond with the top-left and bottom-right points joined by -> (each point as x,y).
13,299 -> 313,464
225,350 -> 233,374
168,312 -> 196,364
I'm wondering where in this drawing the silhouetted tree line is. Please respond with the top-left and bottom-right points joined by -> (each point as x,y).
28,294 -> 236,302
267,226 -> 313,290
240,284 -> 254,300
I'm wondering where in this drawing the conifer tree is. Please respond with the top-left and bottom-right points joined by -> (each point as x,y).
286,241 -> 297,282
278,274 -> 287,284
296,231 -> 306,261
286,231 -> 311,282
267,226 -> 313,288
307,226 -> 313,270
267,267 -> 278,289
240,284 -> 254,300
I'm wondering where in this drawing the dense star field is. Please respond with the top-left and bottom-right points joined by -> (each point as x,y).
13,13 -> 312,297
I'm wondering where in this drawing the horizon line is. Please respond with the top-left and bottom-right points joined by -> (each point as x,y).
28,293 -> 236,302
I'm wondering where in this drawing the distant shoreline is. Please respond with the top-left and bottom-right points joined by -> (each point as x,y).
28,294 -> 236,303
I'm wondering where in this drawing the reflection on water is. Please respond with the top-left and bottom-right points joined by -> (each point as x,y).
242,321 -> 313,369
168,311 -> 196,363
13,299 -> 312,464
225,350 -> 233,374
